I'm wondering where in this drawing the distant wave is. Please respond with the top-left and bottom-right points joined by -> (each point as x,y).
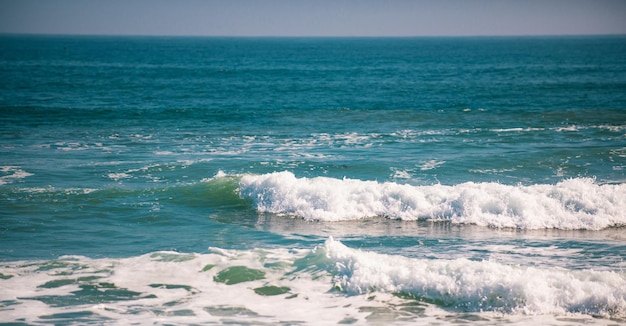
237,171 -> 626,230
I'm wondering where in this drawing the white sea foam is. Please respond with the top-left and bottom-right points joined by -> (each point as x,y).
599,124 -> 626,133
0,247 -> 390,325
555,124 -> 626,134
419,159 -> 445,171
491,127 -> 545,133
323,238 -> 626,317
554,125 -> 582,132
201,170 -> 229,182
390,129 -> 450,140
16,186 -> 98,195
391,168 -> 413,179
611,147 -> 626,158
1,240 -> 623,325
0,166 -> 34,185
238,171 -> 626,229
107,172 -> 131,181
469,168 -> 516,174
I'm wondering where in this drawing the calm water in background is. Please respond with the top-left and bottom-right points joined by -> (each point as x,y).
1,35 -> 626,325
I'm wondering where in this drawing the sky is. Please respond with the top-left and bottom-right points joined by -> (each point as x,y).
1,0 -> 625,37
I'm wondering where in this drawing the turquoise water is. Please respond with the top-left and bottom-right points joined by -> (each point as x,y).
1,35 -> 626,325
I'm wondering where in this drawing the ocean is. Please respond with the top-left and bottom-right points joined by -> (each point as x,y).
1,35 -> 625,325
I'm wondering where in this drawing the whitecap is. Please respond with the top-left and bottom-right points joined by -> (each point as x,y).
419,160 -> 445,171
238,172 -> 626,229
107,173 -> 131,181
0,166 -> 34,185
324,238 -> 626,317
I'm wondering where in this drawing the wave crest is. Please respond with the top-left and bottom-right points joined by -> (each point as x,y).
323,238 -> 626,317
238,171 -> 626,229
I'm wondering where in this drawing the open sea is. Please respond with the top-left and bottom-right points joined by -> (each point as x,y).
1,35 -> 626,325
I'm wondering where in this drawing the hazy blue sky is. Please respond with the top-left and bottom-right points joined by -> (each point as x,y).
1,0 -> 625,37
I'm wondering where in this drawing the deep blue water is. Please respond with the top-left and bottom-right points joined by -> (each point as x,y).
1,35 -> 625,325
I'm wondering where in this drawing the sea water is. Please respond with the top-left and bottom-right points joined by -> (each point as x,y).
1,35 -> 625,325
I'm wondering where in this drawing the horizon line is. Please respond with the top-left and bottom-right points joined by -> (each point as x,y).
2,32 -> 626,39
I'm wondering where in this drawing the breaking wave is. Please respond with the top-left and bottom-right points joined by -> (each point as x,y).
323,238 -> 626,317
2,239 -> 623,324
238,171 -> 626,229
